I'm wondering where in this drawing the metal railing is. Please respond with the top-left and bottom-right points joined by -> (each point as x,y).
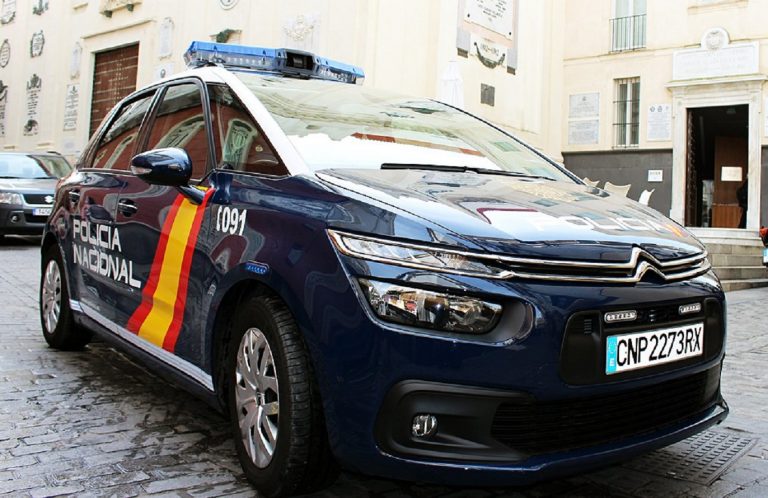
610,14 -> 646,52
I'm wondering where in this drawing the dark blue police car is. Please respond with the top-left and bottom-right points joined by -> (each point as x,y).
40,42 -> 727,497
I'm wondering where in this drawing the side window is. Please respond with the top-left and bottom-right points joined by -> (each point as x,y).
208,84 -> 288,176
145,83 -> 210,179
92,92 -> 155,170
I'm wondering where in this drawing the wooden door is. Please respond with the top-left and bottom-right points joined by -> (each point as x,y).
711,136 -> 747,228
89,44 -> 139,136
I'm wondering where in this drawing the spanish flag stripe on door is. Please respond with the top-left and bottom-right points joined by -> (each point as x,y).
162,189 -> 213,351
126,195 -> 185,334
128,189 -> 213,352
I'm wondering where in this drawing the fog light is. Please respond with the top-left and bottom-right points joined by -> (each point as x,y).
359,279 -> 502,334
10,214 -> 19,223
412,414 -> 437,438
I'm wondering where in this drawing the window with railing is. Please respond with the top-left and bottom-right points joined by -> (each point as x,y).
614,77 -> 640,147
611,0 -> 647,52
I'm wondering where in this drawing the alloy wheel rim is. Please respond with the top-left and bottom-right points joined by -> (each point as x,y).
235,327 -> 280,468
41,260 -> 61,333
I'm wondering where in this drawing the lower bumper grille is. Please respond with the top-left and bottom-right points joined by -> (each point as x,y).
491,366 -> 720,455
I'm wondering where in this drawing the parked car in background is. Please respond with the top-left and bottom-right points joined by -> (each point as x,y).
0,152 -> 73,241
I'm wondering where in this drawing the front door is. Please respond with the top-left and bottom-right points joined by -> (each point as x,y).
113,81 -> 215,363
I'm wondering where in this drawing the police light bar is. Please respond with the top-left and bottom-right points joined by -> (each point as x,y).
184,41 -> 364,85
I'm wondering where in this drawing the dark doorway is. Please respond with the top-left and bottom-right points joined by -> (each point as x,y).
686,105 -> 748,228
90,44 -> 140,136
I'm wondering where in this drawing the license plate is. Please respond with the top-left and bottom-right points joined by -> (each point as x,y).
763,247 -> 768,264
605,322 -> 704,375
33,207 -> 51,217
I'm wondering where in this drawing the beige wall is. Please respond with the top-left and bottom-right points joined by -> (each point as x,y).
562,0 -> 768,153
0,0 -> 564,162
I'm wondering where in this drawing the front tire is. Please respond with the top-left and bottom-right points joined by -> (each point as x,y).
227,293 -> 337,497
40,245 -> 91,350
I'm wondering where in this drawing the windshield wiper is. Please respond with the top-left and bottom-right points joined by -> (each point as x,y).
0,176 -> 20,179
380,163 -> 555,181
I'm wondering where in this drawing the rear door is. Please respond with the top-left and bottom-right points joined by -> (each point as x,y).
65,91 -> 156,322
111,80 -> 216,367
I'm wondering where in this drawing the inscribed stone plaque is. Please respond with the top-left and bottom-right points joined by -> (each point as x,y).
569,93 -> 599,119
647,104 -> 672,141
63,84 -> 79,131
24,74 -> 41,136
672,42 -> 758,80
158,17 -> 173,59
568,119 -> 599,145
0,0 -> 15,24
0,39 -> 9,68
30,30 -> 44,58
464,0 -> 515,39
0,82 -> 7,138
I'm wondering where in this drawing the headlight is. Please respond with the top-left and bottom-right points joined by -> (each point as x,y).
359,279 -> 502,334
328,230 -> 509,278
0,192 -> 23,205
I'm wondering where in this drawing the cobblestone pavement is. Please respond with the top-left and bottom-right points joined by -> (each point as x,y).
0,237 -> 766,497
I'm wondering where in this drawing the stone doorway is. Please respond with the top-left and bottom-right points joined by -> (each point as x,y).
685,105 -> 748,228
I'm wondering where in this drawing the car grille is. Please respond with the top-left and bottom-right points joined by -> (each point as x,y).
490,366 -> 720,455
23,194 -> 53,205
494,247 -> 710,284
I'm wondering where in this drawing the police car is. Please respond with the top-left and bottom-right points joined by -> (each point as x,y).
40,42 -> 728,497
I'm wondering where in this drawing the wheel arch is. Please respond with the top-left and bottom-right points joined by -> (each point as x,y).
208,275 -> 320,411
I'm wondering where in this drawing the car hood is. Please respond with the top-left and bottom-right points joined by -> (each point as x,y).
317,169 -> 705,262
0,178 -> 57,192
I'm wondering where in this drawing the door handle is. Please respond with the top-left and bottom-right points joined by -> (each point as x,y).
118,199 -> 138,216
68,190 -> 81,205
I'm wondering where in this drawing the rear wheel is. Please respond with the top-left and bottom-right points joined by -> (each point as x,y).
40,245 -> 91,350
227,292 -> 337,497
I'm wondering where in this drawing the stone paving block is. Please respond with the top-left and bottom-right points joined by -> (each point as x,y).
141,472 -> 237,494
733,483 -> 768,498
29,483 -> 87,498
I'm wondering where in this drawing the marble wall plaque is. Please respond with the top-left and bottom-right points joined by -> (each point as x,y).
673,42 -> 758,80
70,42 -> 82,79
647,103 -> 672,141
30,30 -> 45,58
158,17 -> 173,58
464,0 -> 514,39
25,74 -> 41,136
63,84 -> 79,131
0,39 -> 9,68
1,0 -> 16,24
32,0 -> 48,15
569,93 -> 599,119
568,119 -> 599,145
0,82 -> 7,138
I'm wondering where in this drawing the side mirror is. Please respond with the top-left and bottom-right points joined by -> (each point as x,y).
130,148 -> 193,187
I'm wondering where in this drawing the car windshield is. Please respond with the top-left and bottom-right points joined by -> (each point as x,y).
0,154 -> 73,179
236,74 -> 573,182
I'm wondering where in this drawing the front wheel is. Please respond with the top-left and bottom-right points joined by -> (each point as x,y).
227,293 -> 337,497
40,245 -> 91,350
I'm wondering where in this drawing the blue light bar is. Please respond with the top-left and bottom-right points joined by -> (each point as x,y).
184,41 -> 364,84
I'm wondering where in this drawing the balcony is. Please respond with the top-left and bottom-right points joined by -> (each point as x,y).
610,14 -> 647,53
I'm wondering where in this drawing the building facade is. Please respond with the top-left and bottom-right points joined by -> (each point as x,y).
0,0 -> 563,166
561,0 -> 768,235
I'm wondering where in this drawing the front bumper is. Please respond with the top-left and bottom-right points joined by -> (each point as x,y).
304,249 -> 727,485
0,205 -> 49,236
